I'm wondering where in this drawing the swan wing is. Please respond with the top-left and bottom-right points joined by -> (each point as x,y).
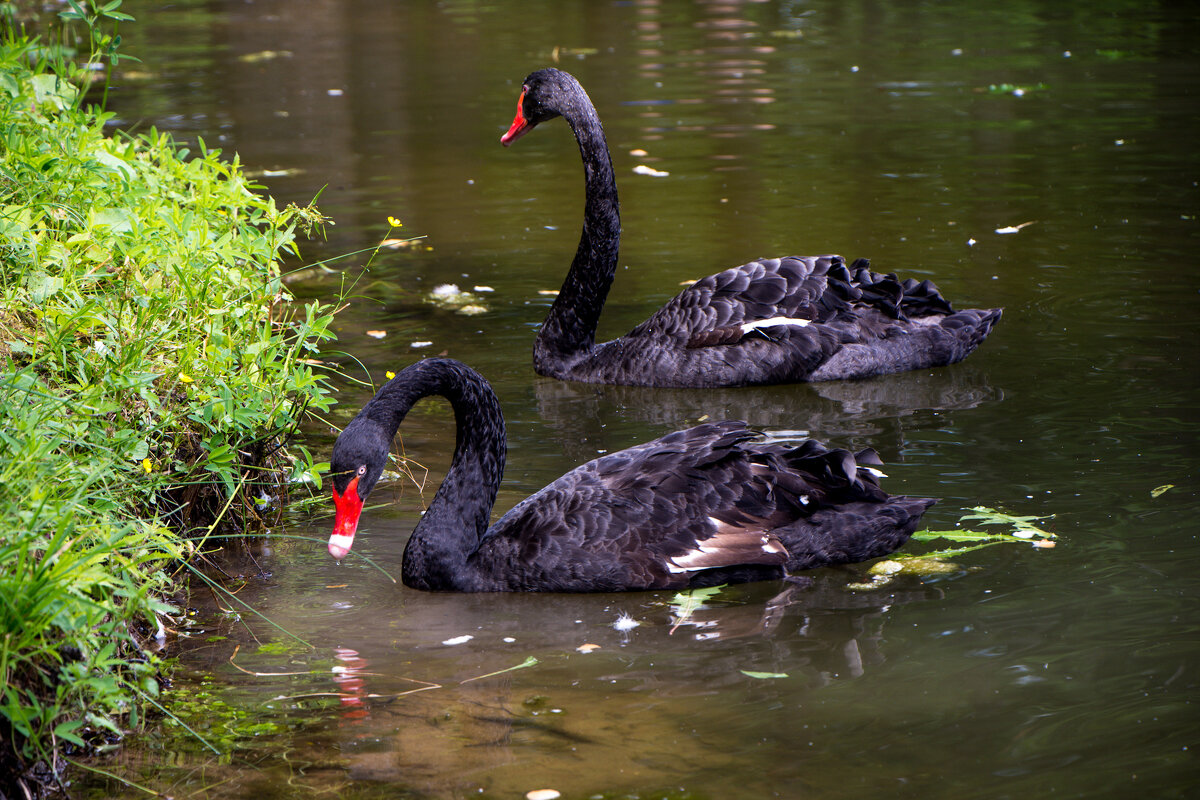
477,422 -> 918,591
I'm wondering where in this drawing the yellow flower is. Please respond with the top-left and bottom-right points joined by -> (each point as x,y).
179,372 -> 194,383
142,458 -> 152,473
387,216 -> 403,228
385,370 -> 396,379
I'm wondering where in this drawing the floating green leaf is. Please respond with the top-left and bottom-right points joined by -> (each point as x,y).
668,584 -> 725,632
959,506 -> 1056,538
740,670 -> 789,680
1150,484 -> 1173,498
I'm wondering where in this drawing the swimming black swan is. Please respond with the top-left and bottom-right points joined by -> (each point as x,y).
328,358 -> 934,592
501,68 -> 1001,388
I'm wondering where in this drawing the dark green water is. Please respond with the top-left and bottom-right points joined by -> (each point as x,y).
79,1 -> 1197,798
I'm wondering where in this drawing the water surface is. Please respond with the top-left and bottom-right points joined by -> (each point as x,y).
80,1 -> 1198,798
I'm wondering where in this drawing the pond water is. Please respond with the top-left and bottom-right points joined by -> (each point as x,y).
77,1 -> 1198,798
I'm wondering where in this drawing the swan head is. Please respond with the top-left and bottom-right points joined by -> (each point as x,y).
501,68 -> 580,146
328,416 -> 390,559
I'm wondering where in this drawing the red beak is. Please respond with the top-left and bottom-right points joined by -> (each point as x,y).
500,90 -> 532,146
329,475 -> 362,559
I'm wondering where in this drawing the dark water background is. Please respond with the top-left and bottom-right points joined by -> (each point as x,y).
76,1 -> 1198,798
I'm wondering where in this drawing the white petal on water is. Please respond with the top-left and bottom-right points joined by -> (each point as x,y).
633,164 -> 670,177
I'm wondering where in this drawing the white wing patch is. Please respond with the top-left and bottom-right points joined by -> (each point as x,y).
741,316 -> 811,335
666,527 -> 789,574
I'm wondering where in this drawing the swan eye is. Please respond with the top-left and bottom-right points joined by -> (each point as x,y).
356,465 -> 367,477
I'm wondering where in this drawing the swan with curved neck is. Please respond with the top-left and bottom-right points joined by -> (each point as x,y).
328,358 -> 934,592
501,68 -> 1001,388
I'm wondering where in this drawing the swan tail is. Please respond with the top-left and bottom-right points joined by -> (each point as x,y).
776,496 -> 935,572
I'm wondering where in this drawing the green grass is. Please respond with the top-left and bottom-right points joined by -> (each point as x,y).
0,9 -> 341,789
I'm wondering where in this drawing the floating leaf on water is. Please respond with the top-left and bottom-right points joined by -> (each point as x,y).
527,790 -> 562,800
551,45 -> 599,62
365,330 -> 387,339
537,289 -> 560,296
237,50 -> 293,63
960,506 -> 1056,538
668,584 -> 725,632
911,528 -> 1008,543
1032,540 -> 1057,549
1150,484 -> 1174,498
576,643 -> 601,653
740,670 -> 788,679
629,148 -> 648,157
410,341 -> 433,348
473,285 -> 495,292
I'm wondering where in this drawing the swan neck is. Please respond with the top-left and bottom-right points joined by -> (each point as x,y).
377,360 -> 504,590
536,87 -> 621,369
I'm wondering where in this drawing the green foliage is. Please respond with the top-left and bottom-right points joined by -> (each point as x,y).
0,35 -> 337,526
849,506 -> 1058,591
0,376 -> 183,768
0,24 -> 339,779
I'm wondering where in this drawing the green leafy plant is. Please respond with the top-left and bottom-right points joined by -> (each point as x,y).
0,22 -> 341,788
847,506 -> 1058,591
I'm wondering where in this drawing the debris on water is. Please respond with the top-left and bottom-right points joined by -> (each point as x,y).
995,220 -> 1036,235
576,643 -> 601,653
613,612 -> 640,632
410,340 -> 433,348
237,50 -> 293,63
526,790 -> 562,800
365,330 -> 387,339
1151,484 -> 1174,498
379,237 -> 421,250
426,283 -> 489,314
630,148 -> 648,157
982,82 -> 1047,96
537,289 -> 560,296
442,635 -> 473,646
633,164 -> 670,177
740,670 -> 789,679
848,557 -> 962,591
430,283 -> 464,302
473,285 -> 495,293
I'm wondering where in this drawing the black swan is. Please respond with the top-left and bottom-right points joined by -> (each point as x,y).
328,358 -> 934,592
501,68 -> 1001,388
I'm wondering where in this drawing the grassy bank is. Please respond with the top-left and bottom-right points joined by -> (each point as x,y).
0,9 -> 337,793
